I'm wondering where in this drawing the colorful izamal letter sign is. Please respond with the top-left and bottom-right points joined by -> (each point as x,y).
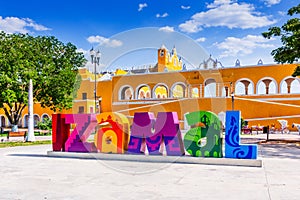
52,110 -> 258,160
95,112 -> 130,154
184,111 -> 222,157
225,111 -> 258,159
127,112 -> 185,156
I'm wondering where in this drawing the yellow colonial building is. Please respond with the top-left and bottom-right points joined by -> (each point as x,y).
96,46 -> 300,131
1,45 -> 300,132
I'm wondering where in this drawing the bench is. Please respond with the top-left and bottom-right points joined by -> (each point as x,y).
7,131 -> 27,140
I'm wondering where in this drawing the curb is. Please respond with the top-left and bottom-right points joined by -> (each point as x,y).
47,151 -> 262,168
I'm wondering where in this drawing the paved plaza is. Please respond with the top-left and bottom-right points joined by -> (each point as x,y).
0,133 -> 299,200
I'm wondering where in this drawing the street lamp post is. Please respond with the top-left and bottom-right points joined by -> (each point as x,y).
90,48 -> 101,113
231,92 -> 235,110
26,79 -> 35,141
230,82 -> 235,111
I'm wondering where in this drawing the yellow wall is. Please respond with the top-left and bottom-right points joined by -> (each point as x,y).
101,62 -> 300,129
97,80 -> 112,113
73,70 -> 97,114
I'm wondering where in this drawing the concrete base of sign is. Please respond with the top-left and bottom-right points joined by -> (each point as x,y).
47,151 -> 262,167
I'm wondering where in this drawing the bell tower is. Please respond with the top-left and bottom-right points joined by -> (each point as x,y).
157,44 -> 168,72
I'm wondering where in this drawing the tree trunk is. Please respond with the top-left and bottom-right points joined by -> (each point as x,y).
11,124 -> 18,132
3,103 -> 26,129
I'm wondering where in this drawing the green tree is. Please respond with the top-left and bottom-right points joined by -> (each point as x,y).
0,31 -> 85,127
262,4 -> 300,76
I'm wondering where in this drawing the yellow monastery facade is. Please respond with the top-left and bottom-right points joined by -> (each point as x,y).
1,45 -> 300,132
96,46 -> 300,131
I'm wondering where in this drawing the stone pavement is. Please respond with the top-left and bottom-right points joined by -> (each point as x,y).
0,134 -> 299,200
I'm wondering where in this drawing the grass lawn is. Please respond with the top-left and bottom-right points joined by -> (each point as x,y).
0,140 -> 52,148
0,132 -> 51,137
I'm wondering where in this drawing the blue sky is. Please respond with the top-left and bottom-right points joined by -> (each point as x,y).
0,0 -> 298,71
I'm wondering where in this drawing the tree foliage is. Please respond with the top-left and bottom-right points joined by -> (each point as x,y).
0,32 -> 85,125
262,4 -> 300,76
37,118 -> 52,131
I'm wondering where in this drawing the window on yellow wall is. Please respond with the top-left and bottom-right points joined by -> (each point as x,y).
82,93 -> 87,100
79,106 -> 84,113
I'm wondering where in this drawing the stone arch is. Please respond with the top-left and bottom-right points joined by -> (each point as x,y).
41,113 -> 50,122
119,85 -> 134,100
220,87 -> 227,97
171,82 -> 186,98
204,78 -> 216,97
136,84 -> 151,99
153,83 -> 169,99
34,114 -> 40,127
290,79 -> 300,94
23,114 -> 28,128
257,77 -> 278,95
192,87 -> 199,98
0,115 -> 7,127
280,76 -> 300,94
235,78 -> 254,95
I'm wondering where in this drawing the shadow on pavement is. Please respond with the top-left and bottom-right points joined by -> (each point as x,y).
241,137 -> 300,159
7,154 -> 49,158
259,144 -> 300,159
6,138 -> 300,160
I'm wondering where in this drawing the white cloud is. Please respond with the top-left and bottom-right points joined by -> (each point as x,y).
179,0 -> 276,33
156,13 -> 169,18
181,5 -> 191,10
263,0 -> 281,7
196,37 -> 206,42
215,35 -> 275,58
179,20 -> 202,33
76,48 -> 87,55
0,16 -> 50,34
207,0 -> 233,8
87,35 -> 123,48
278,11 -> 286,16
138,3 -> 147,12
159,26 -> 175,33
